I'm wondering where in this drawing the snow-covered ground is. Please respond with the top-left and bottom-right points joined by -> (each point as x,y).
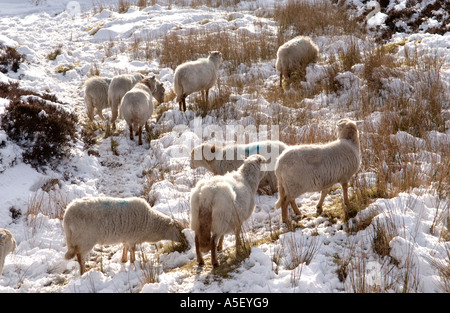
0,0 -> 448,293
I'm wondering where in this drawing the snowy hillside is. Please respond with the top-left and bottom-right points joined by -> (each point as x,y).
0,0 -> 448,294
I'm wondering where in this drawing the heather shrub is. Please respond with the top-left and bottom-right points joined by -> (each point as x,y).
0,43 -> 24,73
0,82 -> 78,170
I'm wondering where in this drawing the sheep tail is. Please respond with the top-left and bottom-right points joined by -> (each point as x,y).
65,246 -> 77,260
63,224 -> 77,260
198,204 -> 212,253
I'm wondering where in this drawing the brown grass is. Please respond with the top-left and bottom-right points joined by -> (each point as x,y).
274,0 -> 364,37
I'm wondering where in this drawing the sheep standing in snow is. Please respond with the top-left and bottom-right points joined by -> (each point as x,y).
275,119 -> 360,225
173,51 -> 222,112
276,36 -> 319,88
108,73 -> 144,129
0,228 -> 16,275
190,154 -> 267,268
84,76 -> 111,122
63,196 -> 187,275
120,76 -> 165,145
190,140 -> 288,194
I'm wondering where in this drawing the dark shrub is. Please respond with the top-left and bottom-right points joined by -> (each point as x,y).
0,82 -> 78,170
0,43 -> 25,73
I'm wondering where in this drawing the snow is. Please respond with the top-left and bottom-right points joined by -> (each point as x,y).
0,0 -> 448,294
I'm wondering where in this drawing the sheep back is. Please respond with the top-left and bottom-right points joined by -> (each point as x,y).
120,80 -> 154,130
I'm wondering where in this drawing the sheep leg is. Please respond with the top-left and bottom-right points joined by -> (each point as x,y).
121,245 -> 129,262
129,124 -> 134,141
316,189 -> 329,215
279,73 -> 283,88
211,234 -> 219,268
217,235 -> 224,252
234,228 -> 243,257
205,89 -> 209,106
76,253 -> 85,275
290,200 -> 301,215
111,105 -> 118,130
138,126 -> 143,145
342,182 -> 350,219
98,109 -> 106,121
87,104 -> 95,122
130,244 -> 136,263
281,198 -> 290,225
179,94 -> 187,112
194,233 -> 204,266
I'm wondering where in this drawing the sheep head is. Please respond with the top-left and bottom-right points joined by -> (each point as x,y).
336,119 -> 359,144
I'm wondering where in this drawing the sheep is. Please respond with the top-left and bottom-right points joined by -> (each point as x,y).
190,140 -> 288,195
190,154 -> 267,268
84,76 -> 112,122
108,73 -> 145,129
173,51 -> 222,112
120,76 -> 165,145
274,119 -> 361,225
0,228 -> 16,275
63,196 -> 187,275
276,36 -> 319,88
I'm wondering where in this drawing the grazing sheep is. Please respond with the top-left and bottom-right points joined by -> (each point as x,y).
63,196 -> 187,275
275,119 -> 361,225
190,154 -> 267,268
108,73 -> 144,129
120,76 -> 164,145
0,228 -> 16,275
173,51 -> 222,112
84,76 -> 112,122
153,79 -> 165,105
190,140 -> 288,194
276,36 -> 319,87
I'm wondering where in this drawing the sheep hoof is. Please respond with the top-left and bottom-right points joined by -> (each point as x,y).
212,262 -> 219,268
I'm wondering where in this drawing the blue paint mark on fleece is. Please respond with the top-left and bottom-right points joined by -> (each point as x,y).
102,200 -> 129,207
244,144 -> 260,157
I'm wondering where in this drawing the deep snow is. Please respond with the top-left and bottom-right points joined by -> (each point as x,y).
0,0 -> 448,293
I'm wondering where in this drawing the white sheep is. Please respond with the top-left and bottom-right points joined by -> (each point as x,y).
275,119 -> 360,225
190,154 -> 267,268
0,228 -> 16,275
276,36 -> 319,87
173,51 -> 222,112
108,73 -> 144,129
84,76 -> 112,122
190,140 -> 288,194
120,76 -> 164,145
63,196 -> 187,275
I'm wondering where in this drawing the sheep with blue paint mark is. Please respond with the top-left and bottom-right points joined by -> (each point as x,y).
190,154 -> 267,268
190,140 -> 288,194
63,196 -> 187,275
